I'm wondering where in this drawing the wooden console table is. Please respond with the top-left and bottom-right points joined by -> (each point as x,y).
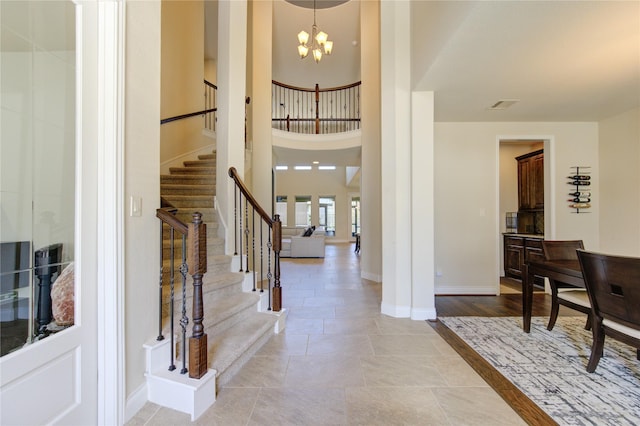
522,259 -> 584,333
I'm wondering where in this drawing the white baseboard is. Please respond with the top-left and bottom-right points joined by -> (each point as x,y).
124,382 -> 149,424
411,307 -> 437,321
361,271 -> 382,282
435,285 -> 499,295
380,302 -> 411,318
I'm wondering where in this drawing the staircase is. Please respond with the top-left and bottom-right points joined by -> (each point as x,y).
145,151 -> 282,420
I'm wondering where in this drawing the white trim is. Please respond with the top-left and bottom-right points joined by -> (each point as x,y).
380,302 -> 411,318
124,383 -> 149,423
411,307 -> 437,321
435,285 -> 498,295
96,1 -> 126,424
361,271 -> 382,282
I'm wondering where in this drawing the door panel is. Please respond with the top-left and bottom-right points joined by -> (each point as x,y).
0,2 -> 100,424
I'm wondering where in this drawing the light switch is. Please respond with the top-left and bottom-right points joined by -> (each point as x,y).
130,196 -> 142,217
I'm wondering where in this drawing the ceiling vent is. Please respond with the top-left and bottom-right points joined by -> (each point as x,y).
488,99 -> 519,110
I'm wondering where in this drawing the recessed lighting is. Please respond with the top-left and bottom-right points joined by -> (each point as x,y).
275,165 -> 288,170
294,165 -> 312,170
318,166 -> 336,170
488,99 -> 519,110
312,161 -> 320,165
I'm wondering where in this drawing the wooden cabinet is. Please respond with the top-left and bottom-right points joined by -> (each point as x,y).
504,235 -> 544,286
516,149 -> 544,211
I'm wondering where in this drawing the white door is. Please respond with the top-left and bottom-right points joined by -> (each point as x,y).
0,1 -> 123,424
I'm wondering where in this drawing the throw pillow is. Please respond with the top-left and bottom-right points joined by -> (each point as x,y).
303,227 -> 313,237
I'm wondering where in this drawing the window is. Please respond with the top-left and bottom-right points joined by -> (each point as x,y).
275,195 -> 287,225
319,196 -> 336,234
351,197 -> 360,236
295,196 -> 311,227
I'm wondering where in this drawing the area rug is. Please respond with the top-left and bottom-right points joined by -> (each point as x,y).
439,316 -> 640,426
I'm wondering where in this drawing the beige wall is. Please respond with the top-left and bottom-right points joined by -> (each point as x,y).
435,122 -> 599,294
125,0 -> 161,404
275,167 -> 355,242
598,107 -> 640,256
160,0 -> 208,164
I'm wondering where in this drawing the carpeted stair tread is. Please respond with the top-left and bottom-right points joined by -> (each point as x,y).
169,167 -> 215,175
160,184 -> 215,196
183,159 -> 215,168
161,195 -> 213,208
197,153 -> 216,160
208,311 -> 277,384
161,175 -> 216,185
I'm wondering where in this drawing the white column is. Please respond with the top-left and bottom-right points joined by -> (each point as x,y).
411,91 -> 436,320
249,0 -> 273,210
380,0 -> 412,317
216,0 -> 248,251
359,0 -> 382,283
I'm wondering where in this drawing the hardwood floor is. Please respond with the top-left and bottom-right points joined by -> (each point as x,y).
432,285 -> 578,426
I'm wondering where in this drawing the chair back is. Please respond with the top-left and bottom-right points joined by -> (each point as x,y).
542,240 -> 584,261
577,250 -> 640,329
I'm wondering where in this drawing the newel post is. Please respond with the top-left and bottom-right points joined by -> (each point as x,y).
187,212 -> 208,379
272,215 -> 282,312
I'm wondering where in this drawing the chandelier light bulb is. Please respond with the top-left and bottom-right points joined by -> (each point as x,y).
312,48 -> 322,63
315,30 -> 328,46
298,44 -> 309,59
297,30 -> 309,46
324,40 -> 333,55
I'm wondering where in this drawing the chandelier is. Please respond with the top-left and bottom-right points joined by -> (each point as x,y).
297,0 -> 333,63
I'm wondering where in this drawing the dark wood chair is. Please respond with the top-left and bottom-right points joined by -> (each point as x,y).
542,240 -> 590,331
576,250 -> 640,373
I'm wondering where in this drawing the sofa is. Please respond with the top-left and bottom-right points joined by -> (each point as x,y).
280,226 -> 326,258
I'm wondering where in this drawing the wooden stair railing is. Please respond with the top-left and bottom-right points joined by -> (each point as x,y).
272,80 -> 361,134
156,207 -> 208,379
228,167 -> 282,312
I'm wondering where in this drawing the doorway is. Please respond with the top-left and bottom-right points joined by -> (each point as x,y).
497,137 -> 553,295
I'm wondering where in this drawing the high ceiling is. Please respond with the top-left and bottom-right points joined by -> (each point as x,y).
206,0 -> 640,166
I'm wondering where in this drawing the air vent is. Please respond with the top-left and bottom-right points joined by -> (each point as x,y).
488,99 -> 519,110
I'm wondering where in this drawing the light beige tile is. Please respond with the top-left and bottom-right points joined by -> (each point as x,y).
284,355 -> 366,388
360,355 -> 448,387
254,333 -> 308,357
283,318 -> 324,334
345,387 -> 451,425
323,317 -> 380,335
375,316 -> 438,335
303,296 -> 345,307
195,387 -> 259,426
248,388 -> 346,426
433,387 -> 527,426
287,306 -> 336,319
224,355 -> 289,387
145,406 -> 192,425
307,334 -> 374,356
430,357 -> 489,387
369,334 -> 441,356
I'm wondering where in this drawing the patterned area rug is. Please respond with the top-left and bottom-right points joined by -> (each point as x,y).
440,316 -> 640,426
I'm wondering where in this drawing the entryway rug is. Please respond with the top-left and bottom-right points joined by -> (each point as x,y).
439,316 -> 640,426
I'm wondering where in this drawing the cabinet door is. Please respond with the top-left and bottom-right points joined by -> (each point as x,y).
518,160 -> 531,210
504,237 -> 524,278
531,154 -> 544,209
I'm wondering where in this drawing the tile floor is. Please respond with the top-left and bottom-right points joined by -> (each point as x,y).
127,243 -> 525,425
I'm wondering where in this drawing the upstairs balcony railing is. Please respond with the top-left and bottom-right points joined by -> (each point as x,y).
272,80 -> 361,135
